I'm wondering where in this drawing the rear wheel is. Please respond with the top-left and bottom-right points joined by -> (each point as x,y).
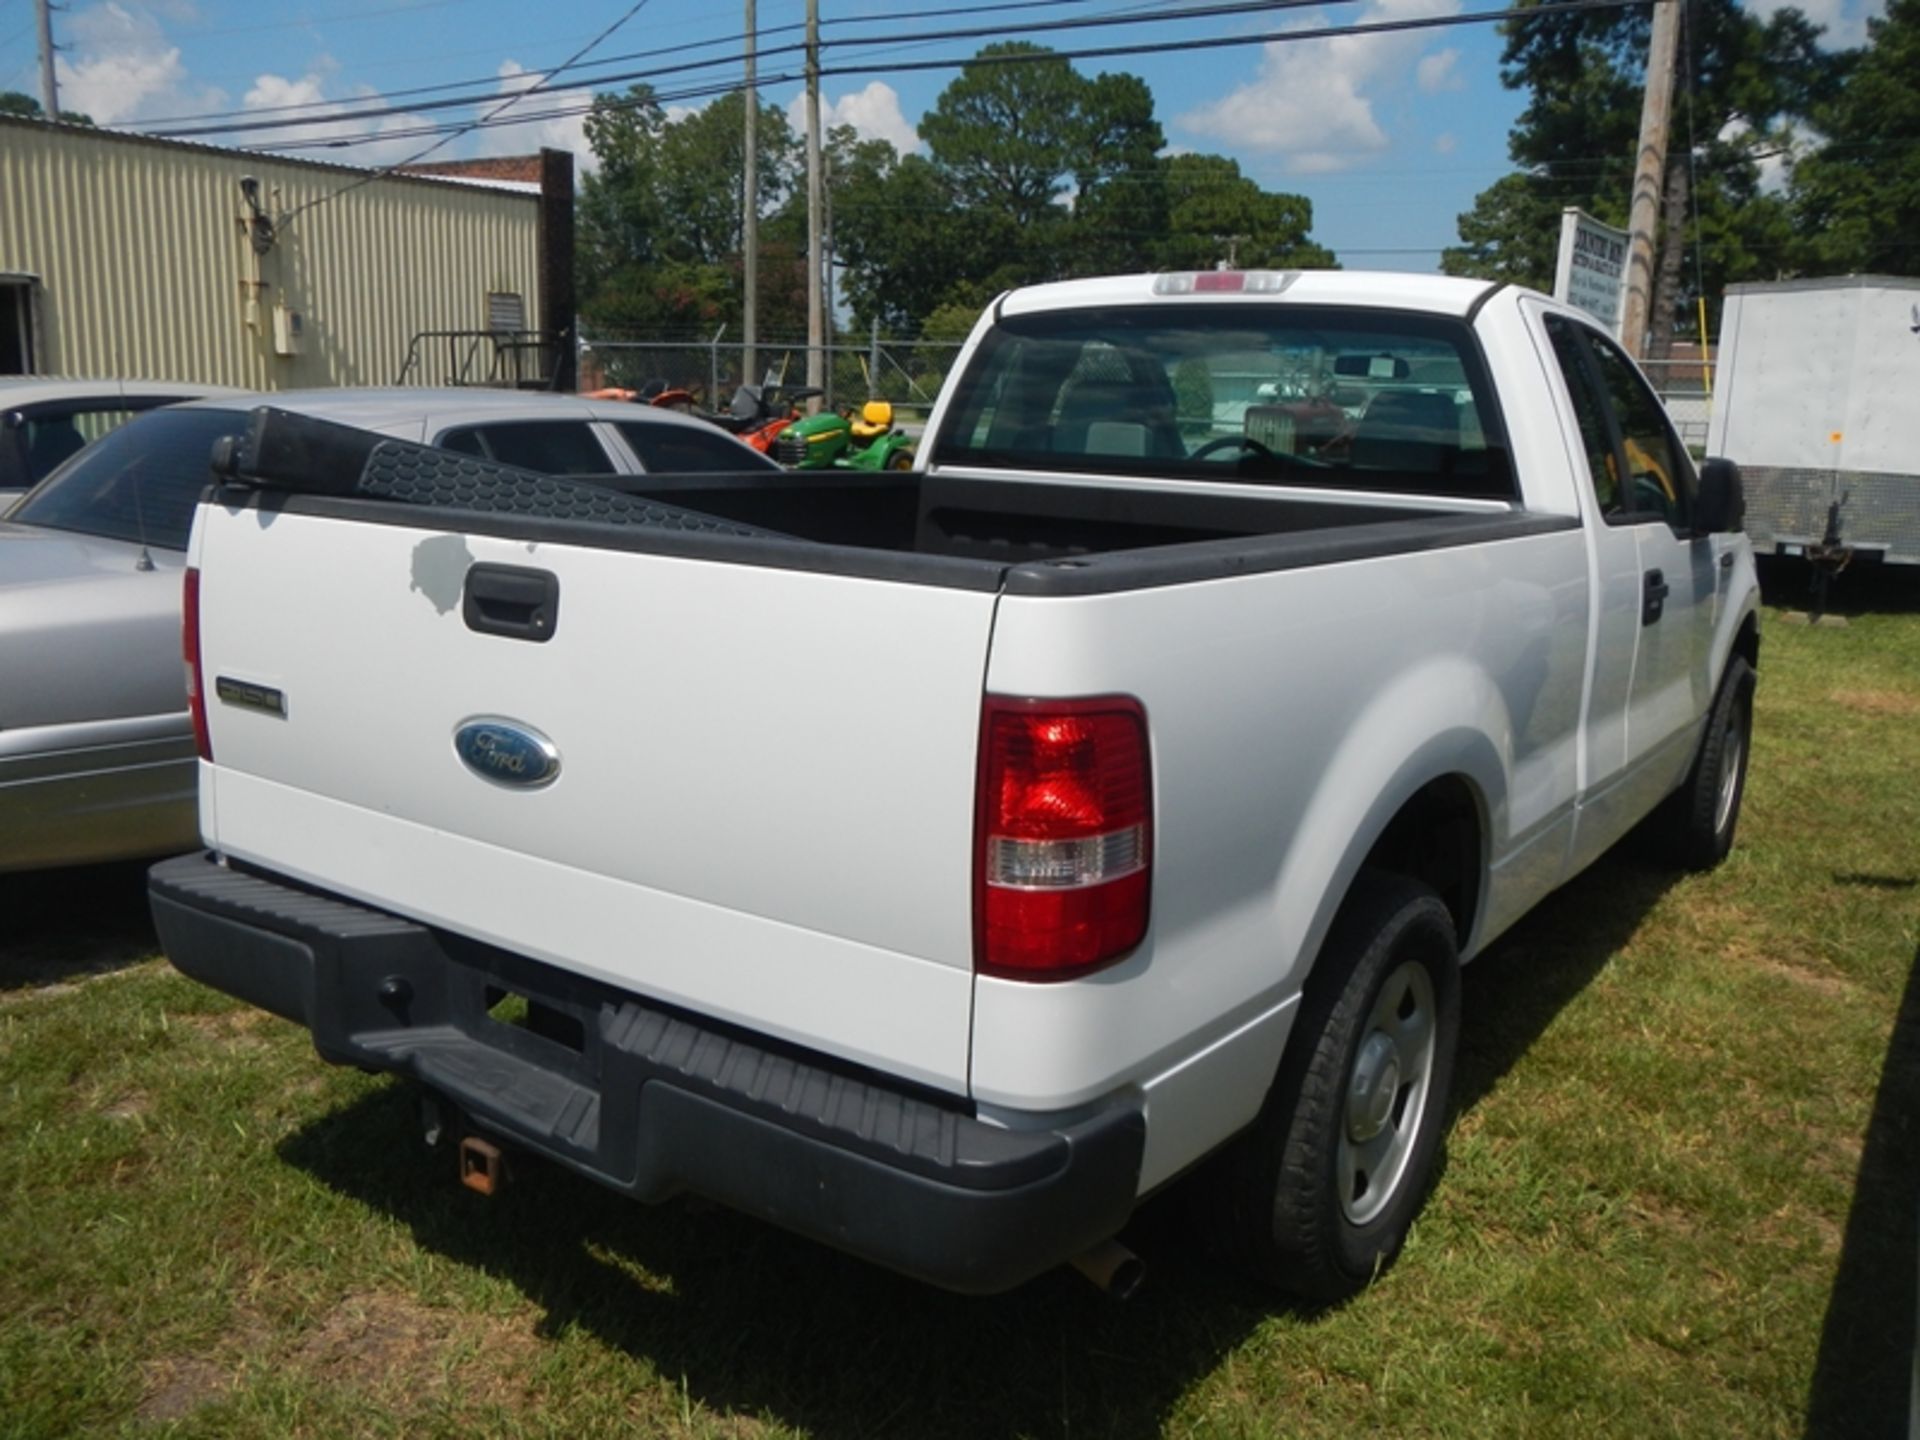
1214,872 -> 1460,1300
887,448 -> 915,472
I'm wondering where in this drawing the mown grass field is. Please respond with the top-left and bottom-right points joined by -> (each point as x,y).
3,565 -> 1916,1440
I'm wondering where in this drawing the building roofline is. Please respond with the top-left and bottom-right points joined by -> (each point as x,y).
0,112 -> 550,199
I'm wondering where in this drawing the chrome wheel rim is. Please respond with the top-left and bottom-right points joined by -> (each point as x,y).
1714,705 -> 1747,836
1337,960 -> 1438,1227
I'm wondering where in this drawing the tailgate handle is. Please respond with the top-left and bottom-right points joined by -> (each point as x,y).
463,564 -> 559,642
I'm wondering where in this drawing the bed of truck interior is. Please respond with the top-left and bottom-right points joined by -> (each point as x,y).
216,412 -> 1564,597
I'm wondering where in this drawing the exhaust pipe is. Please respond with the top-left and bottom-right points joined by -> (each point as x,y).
1070,1238 -> 1144,1300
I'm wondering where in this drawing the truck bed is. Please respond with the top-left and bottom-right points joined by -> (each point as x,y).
227,416 -> 1573,599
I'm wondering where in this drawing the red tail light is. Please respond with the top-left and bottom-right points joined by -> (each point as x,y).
183,567 -> 211,762
976,696 -> 1151,980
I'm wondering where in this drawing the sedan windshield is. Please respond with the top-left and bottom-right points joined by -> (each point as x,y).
10,408 -> 246,551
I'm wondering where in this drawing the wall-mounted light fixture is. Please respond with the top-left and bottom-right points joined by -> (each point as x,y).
238,175 -> 276,255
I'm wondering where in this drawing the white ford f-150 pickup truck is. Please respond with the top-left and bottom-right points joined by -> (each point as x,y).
151,270 -> 1760,1300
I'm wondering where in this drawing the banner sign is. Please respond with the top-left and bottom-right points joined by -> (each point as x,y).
1553,208 -> 1629,337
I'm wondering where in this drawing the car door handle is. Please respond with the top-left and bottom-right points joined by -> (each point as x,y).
464,564 -> 559,642
1642,568 -> 1670,625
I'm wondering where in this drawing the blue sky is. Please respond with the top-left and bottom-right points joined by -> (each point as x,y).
0,0 -> 1886,272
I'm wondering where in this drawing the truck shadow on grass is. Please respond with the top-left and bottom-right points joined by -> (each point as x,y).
0,859 -> 162,988
1757,555 -> 1920,617
275,852 -> 1674,1440
1804,941 -> 1920,1440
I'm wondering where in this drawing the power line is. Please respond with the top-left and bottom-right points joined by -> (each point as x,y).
137,21 -> 809,126
143,0 -> 1355,141
275,0 -> 655,228
182,0 -> 466,41
131,0 -> 1145,132
243,0 -> 1650,155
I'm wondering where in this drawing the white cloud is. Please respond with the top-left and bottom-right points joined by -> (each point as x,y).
236,70 -> 443,169
478,60 -> 595,171
1416,49 -> 1463,93
1176,0 -> 1464,174
1433,132 -> 1458,155
1718,115 -> 1817,196
784,82 -> 920,155
54,2 -> 224,125
228,58 -> 596,174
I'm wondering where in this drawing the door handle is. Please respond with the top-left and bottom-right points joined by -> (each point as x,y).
1642,567 -> 1670,625
463,564 -> 559,642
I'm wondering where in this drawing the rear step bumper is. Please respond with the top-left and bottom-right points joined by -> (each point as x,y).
149,851 -> 1145,1295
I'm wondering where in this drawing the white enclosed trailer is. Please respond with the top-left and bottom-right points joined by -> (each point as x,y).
1709,275 -> 1920,564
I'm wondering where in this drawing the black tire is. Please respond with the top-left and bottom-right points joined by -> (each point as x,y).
1214,871 -> 1460,1301
1656,654 -> 1755,871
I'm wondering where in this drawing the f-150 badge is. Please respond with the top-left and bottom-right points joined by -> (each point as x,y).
454,718 -> 560,789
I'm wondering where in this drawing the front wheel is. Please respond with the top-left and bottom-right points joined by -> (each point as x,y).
1655,654 -> 1755,871
1213,872 -> 1460,1301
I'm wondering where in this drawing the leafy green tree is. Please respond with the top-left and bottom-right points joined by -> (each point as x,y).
832,47 -> 1329,328
918,43 -> 1164,281
1152,153 -> 1336,272
1442,0 -> 1838,344
827,141 -> 998,335
1789,0 -> 1920,275
578,86 -> 803,338
1060,71 -> 1167,275
0,90 -> 95,123
578,86 -> 669,285
1442,173 -> 1566,289
919,43 -> 1090,226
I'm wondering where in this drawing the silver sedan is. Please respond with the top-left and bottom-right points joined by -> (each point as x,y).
0,378 -> 241,506
0,387 -> 776,873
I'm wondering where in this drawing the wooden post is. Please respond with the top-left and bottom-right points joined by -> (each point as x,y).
805,0 -> 824,398
742,0 -> 757,393
36,0 -> 61,120
1621,0 -> 1680,359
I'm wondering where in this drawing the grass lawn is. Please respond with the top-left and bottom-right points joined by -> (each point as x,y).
3,571 -> 1916,1439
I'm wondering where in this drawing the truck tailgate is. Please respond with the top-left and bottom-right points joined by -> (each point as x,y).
192,504 -> 994,1093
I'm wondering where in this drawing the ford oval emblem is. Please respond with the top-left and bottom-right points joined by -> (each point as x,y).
454,717 -> 560,789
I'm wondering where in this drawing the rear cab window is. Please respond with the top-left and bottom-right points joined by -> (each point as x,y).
929,304 -> 1514,500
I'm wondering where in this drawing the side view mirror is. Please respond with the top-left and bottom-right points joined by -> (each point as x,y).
1694,456 -> 1745,537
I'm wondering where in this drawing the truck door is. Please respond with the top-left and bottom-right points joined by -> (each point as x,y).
1543,315 -> 1720,843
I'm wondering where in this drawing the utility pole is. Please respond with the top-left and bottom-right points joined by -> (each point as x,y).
1621,0 -> 1680,359
742,0 -> 757,393
823,149 -> 835,407
36,0 -> 61,121
804,0 -> 823,399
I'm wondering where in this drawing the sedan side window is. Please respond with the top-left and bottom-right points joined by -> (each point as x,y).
616,421 -> 772,473
436,421 -> 612,475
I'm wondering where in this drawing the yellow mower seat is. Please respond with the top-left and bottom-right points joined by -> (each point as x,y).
850,399 -> 894,440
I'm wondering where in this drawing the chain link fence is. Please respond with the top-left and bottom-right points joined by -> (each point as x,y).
579,334 -> 967,423
1641,357 -> 1717,452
